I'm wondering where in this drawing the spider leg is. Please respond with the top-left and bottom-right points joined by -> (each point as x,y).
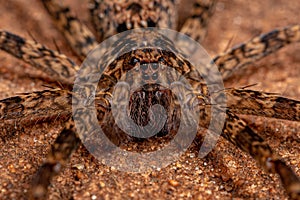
0,89 -> 110,198
41,0 -> 98,60
0,89 -> 72,121
224,89 -> 300,121
28,91 -> 112,199
180,0 -> 216,43
0,30 -> 79,84
0,89 -> 72,142
213,24 -> 300,80
28,118 -> 80,200
0,88 -> 110,131
221,111 -> 300,199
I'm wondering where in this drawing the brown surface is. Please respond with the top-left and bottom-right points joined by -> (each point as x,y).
0,0 -> 299,199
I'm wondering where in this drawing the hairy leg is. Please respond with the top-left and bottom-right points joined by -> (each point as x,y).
224,89 -> 300,121
213,24 -> 300,79
41,0 -> 98,59
221,111 -> 300,199
193,99 -> 300,198
28,119 -> 80,200
0,31 -> 79,84
180,0 -> 216,43
0,89 -> 72,121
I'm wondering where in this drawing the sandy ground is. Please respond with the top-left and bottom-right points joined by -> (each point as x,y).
0,0 -> 299,199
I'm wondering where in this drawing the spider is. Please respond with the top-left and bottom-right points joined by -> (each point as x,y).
0,0 -> 299,199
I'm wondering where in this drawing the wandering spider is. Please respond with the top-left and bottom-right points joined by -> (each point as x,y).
0,0 -> 299,199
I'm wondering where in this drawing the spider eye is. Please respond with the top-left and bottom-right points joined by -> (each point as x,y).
152,72 -> 158,80
130,57 -> 140,65
151,63 -> 159,70
140,64 -> 148,71
158,56 -> 165,63
142,72 -> 150,80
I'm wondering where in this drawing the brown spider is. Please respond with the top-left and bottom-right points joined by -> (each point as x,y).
0,0 -> 299,199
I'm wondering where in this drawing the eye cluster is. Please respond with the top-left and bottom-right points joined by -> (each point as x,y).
129,55 -> 166,83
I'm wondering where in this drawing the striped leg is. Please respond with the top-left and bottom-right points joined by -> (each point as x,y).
41,0 -> 98,59
0,89 -> 72,121
180,0 -> 216,43
0,89 -> 72,141
224,89 -> 300,121
0,30 -> 79,84
213,25 -> 300,80
28,119 -> 80,200
222,111 -> 300,199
